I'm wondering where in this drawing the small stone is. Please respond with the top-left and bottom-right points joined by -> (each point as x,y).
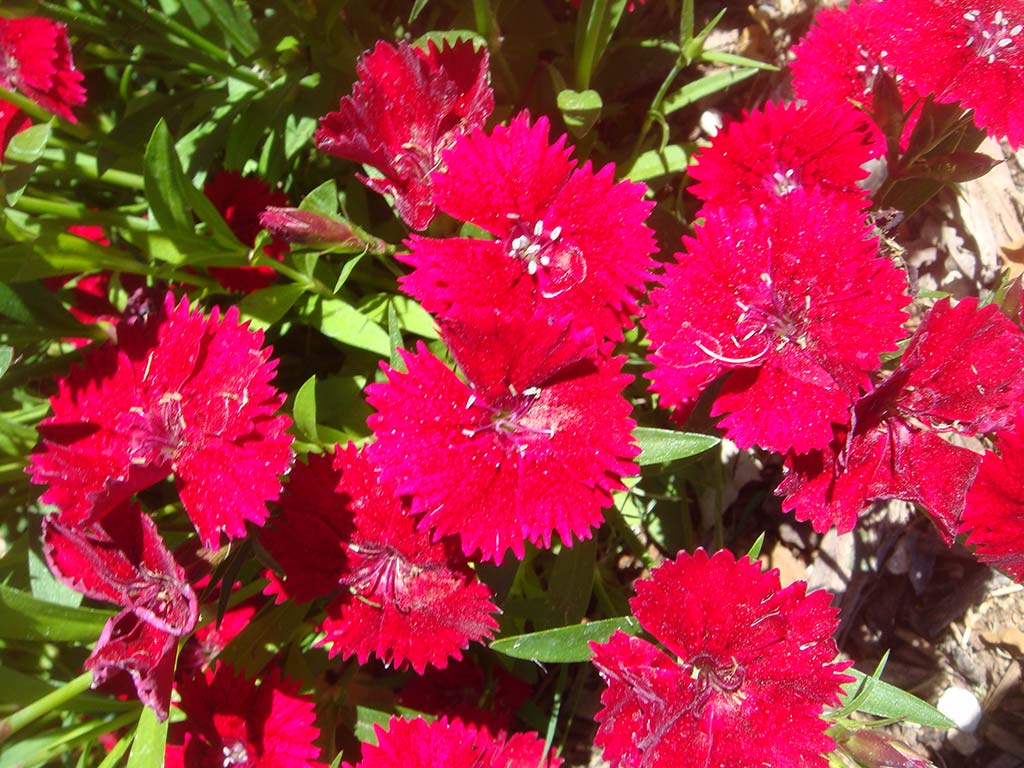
936,686 -> 982,732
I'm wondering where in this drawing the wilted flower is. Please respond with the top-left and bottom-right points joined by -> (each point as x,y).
29,292 -> 295,547
165,663 -> 323,767
316,39 -> 493,230
367,307 -> 638,562
262,445 -> 499,673
42,503 -> 198,720
401,112 -> 655,342
780,297 -> 1024,539
591,548 -> 852,768
644,190 -> 908,454
0,17 -> 86,121
343,716 -> 561,768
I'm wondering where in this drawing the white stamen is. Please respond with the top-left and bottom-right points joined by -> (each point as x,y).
527,260 -> 538,275
964,10 -> 979,20
533,220 -> 544,236
1012,25 -> 1023,35
695,339 -> 769,365
549,225 -> 562,240
539,255 -> 550,267
465,394 -> 477,409
999,37 -> 1013,46
525,243 -> 542,257
522,386 -> 542,397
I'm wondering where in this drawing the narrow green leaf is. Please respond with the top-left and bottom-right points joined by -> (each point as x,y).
126,706 -> 167,768
634,427 -> 719,465
841,669 -> 954,728
746,532 -> 766,562
699,49 -> 779,71
238,283 -> 306,331
0,667 -> 132,712
546,537 -> 596,627
490,616 -> 640,663
299,179 -> 339,217
28,547 -> 83,608
387,300 -> 403,371
4,123 -> 52,164
293,375 -> 318,443
354,706 -> 393,745
662,68 -> 759,115
0,344 -> 12,378
301,296 -> 391,356
409,0 -> 430,22
623,144 -> 690,182
0,584 -> 110,641
143,120 -> 194,232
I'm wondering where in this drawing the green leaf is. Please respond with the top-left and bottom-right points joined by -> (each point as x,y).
144,120 -> 194,232
238,283 -> 306,331
841,669 -> 955,728
0,667 -> 132,712
662,68 -> 759,115
546,537 -> 596,627
746,532 -> 766,562
126,706 -> 167,768
634,427 -> 719,465
28,547 -> 82,608
0,584 -> 110,641
623,144 -> 690,182
409,0 -> 430,22
0,344 -> 12,378
293,375 -> 318,443
698,49 -> 778,71
490,616 -> 640,663
4,123 -> 52,164
301,296 -> 390,356
557,88 -> 603,138
299,179 -> 339,217
387,299 -> 403,371
354,706 -> 393,745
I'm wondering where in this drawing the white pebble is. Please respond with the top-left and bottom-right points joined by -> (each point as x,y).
936,686 -> 982,733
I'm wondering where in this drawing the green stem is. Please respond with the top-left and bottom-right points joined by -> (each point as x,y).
575,0 -> 608,91
472,0 -> 491,38
26,710 -> 138,765
40,148 -> 145,190
628,59 -> 684,164
15,195 -> 149,229
680,0 -> 695,45
0,87 -> 92,142
0,671 -> 93,744
253,254 -> 334,298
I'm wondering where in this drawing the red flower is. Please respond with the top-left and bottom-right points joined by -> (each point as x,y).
643,191 -> 908,454
790,1 -> 926,153
29,292 -> 294,547
0,17 -> 86,121
203,171 -> 290,293
366,309 -> 638,562
178,601 -> 259,675
401,113 -> 655,342
779,297 -> 1024,539
343,716 -> 560,768
42,503 -> 198,719
687,101 -> 877,208
0,99 -> 30,162
262,445 -> 499,673
165,664 -> 323,768
316,39 -> 493,231
887,0 -> 1024,148
590,549 -> 852,768
961,421 -> 1024,582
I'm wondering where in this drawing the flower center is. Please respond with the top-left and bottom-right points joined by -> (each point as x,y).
221,739 -> 251,767
342,542 -> 438,613
459,386 -> 556,454
769,167 -> 799,196
853,47 -> 904,97
506,219 -> 587,298
964,8 -> 1022,63
127,391 -> 188,467
681,653 -> 747,718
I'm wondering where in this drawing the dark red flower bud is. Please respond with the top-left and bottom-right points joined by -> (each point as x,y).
258,206 -> 366,248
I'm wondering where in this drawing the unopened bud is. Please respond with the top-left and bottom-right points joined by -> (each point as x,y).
259,207 -> 367,248
839,728 -> 935,768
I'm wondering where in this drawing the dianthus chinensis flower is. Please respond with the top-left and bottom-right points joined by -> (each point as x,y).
960,417 -> 1024,582
316,39 -> 493,230
887,0 -> 1024,148
779,297 -> 1024,539
643,190 -> 908,454
0,99 -> 30,162
401,112 -> 656,342
0,17 -> 86,121
165,663 -> 323,768
790,1 -> 926,153
687,101 -> 877,208
590,548 -> 852,768
29,292 -> 295,548
43,503 -> 198,720
366,307 -> 638,563
344,716 -> 561,768
262,445 -> 499,673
